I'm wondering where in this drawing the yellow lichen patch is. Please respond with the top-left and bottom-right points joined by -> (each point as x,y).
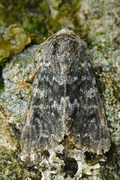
5,24 -> 31,54
0,24 -> 31,64
0,37 -> 11,63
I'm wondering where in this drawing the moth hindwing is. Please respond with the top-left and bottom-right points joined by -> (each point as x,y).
21,29 -> 111,155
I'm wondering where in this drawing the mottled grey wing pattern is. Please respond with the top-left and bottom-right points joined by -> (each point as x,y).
21,29 -> 111,154
66,55 -> 110,154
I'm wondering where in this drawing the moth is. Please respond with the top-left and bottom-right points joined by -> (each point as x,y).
21,29 -> 111,155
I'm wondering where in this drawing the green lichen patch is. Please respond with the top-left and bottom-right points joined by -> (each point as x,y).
0,37 -> 11,63
103,81 -> 120,145
5,24 -> 31,54
0,24 -> 31,65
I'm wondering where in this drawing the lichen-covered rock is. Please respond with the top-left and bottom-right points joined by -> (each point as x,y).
0,0 -> 120,179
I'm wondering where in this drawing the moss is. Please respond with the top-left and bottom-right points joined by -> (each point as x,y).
0,0 -> 83,43
0,147 -> 42,179
0,0 -> 49,42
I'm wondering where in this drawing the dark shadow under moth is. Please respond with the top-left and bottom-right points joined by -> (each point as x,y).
21,29 -> 111,155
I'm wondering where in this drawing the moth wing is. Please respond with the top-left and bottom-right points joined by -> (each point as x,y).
21,58 -> 65,153
67,58 -> 111,154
